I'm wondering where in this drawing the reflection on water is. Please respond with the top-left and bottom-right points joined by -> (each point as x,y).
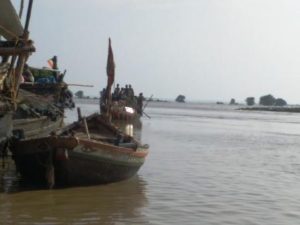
113,120 -> 143,142
125,124 -> 134,137
0,160 -> 20,194
0,172 -> 148,224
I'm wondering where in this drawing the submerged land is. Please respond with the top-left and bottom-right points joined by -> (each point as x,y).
239,106 -> 300,113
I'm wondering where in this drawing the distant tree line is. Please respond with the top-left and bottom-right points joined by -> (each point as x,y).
75,90 -> 94,99
245,94 -> 287,106
175,95 -> 185,103
75,90 -> 84,98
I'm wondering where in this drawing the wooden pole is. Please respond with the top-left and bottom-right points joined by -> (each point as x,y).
143,94 -> 153,111
67,84 -> 94,87
143,111 -> 151,119
19,0 -> 24,19
83,117 -> 90,139
14,0 -> 34,99
77,107 -> 82,121
107,87 -> 112,122
0,46 -> 35,56
24,0 -> 34,33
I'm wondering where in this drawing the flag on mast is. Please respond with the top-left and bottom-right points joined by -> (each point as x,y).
47,58 -> 54,69
106,38 -> 115,89
47,56 -> 58,69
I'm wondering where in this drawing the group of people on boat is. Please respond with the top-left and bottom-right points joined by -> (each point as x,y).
112,84 -> 136,101
100,83 -> 145,116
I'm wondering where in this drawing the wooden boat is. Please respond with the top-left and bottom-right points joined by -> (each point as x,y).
19,66 -> 75,110
0,62 -> 12,155
12,89 -> 64,139
100,39 -> 143,122
1,2 -> 71,151
0,102 -> 12,156
10,112 -> 149,188
13,114 -> 63,139
0,0 -> 35,156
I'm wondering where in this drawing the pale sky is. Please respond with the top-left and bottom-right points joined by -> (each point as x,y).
13,0 -> 300,103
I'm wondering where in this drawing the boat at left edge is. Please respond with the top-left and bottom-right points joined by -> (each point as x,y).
10,112 -> 149,188
0,0 -> 35,158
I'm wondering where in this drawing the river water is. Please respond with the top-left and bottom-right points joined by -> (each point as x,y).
1,102 -> 300,225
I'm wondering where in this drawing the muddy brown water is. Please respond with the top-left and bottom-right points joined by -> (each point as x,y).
1,102 -> 300,224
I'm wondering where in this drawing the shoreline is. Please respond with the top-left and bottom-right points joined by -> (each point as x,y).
239,106 -> 300,113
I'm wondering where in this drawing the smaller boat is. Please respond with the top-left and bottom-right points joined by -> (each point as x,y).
11,112 -> 149,188
100,39 -> 144,122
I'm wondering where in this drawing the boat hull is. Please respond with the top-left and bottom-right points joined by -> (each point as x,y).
19,82 -> 75,109
0,111 -> 12,155
12,136 -> 148,187
13,116 -> 63,139
56,150 -> 145,186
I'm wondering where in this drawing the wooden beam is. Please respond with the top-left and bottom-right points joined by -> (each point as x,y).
0,46 -> 35,56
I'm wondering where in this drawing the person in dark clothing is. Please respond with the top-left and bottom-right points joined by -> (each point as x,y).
119,87 -> 126,100
100,88 -> 106,104
124,85 -> 129,97
51,56 -> 58,70
100,88 -> 107,113
137,93 -> 144,115
128,84 -> 134,99
113,83 -> 120,100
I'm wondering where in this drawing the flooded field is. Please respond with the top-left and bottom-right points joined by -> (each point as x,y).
1,102 -> 300,225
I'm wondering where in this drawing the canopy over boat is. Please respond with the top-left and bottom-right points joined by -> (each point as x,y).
0,0 -> 24,40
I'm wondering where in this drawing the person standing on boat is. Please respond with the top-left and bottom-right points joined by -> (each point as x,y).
119,88 -> 126,100
124,85 -> 129,97
137,93 -> 144,115
100,88 -> 108,113
128,84 -> 134,99
113,83 -> 120,100
100,88 -> 107,104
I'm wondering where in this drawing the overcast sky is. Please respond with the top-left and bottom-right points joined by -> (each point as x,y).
14,0 -> 300,103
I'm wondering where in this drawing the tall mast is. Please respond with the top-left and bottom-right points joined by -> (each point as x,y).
12,0 -> 34,107
105,38 -> 115,120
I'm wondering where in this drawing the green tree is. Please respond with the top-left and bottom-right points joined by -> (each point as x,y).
259,94 -> 275,106
75,90 -> 84,98
245,97 -> 255,106
175,95 -> 185,103
274,98 -> 287,106
229,98 -> 236,105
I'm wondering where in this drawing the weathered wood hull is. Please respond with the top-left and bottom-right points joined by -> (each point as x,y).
11,113 -> 149,187
13,115 -> 63,139
12,138 -> 148,187
19,82 -> 75,109
0,111 -> 12,155
56,141 -> 147,186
